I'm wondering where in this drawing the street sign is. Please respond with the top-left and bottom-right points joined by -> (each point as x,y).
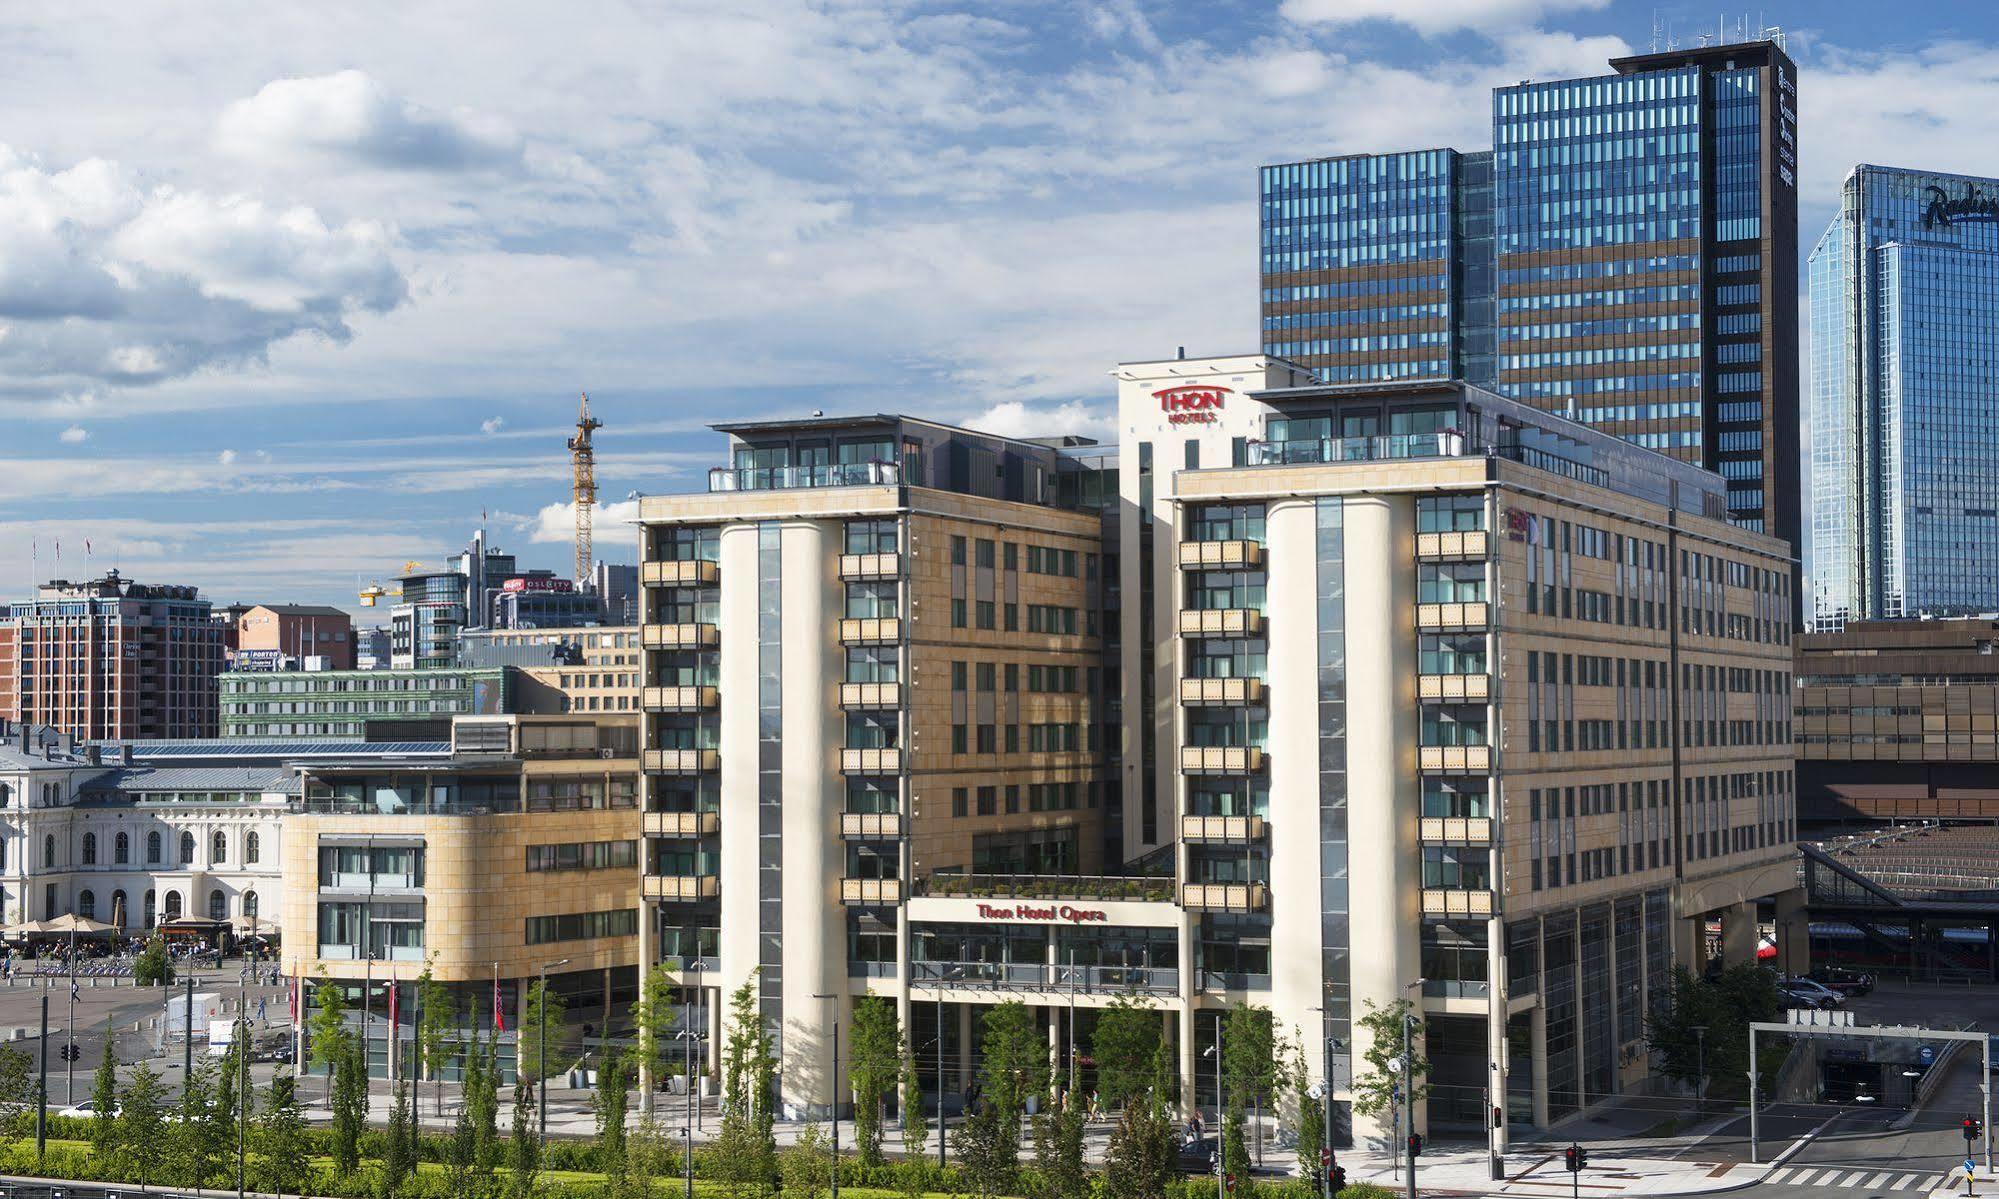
1923,1046 -> 1937,1066
1307,1082 -> 1325,1100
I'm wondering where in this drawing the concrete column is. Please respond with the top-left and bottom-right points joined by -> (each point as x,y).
1773,889 -> 1809,978
1263,499 -> 1324,1067
958,1003 -> 974,1099
1177,1004 -> 1196,1120
1340,494 -> 1420,1148
1719,902 -> 1757,968
1673,914 -> 1704,977
1529,1007 -> 1549,1129
1487,914 -> 1508,1154
715,523 -> 763,1039
637,900 -> 656,1114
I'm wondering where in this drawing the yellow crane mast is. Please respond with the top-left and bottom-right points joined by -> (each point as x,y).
566,393 -> 603,586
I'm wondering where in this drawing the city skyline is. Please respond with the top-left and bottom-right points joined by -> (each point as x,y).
5,1 -> 1999,611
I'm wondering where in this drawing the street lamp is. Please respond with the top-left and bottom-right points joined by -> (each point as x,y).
537,958 -> 571,1140
1308,1003 -> 1344,1199
1203,1029 -> 1224,1199
1690,1026 -> 1708,1109
813,994 -> 841,1199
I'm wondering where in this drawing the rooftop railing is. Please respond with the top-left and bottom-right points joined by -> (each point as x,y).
707,461 -> 901,492
915,873 -> 1176,903
1245,433 -> 1609,488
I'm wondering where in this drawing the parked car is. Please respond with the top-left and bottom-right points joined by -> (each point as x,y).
1807,967 -> 1875,996
1176,1135 -> 1219,1174
1779,978 -> 1844,1009
57,1098 -> 115,1119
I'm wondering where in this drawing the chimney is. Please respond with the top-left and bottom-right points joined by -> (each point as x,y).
15,724 -> 27,754
85,745 -> 101,767
119,745 -> 133,767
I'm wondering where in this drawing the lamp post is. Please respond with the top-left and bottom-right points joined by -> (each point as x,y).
1308,1005 -> 1342,1199
1204,1019 -> 1224,1199
813,994 -> 840,1199
1691,1026 -> 1708,1111
537,958 -> 571,1140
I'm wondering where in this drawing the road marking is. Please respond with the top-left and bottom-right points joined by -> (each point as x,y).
1862,1171 -> 1891,1188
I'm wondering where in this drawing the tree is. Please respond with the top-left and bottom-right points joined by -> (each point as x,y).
307,972 -> 353,1110
115,1062 -> 169,1190
848,996 -> 900,1165
257,1075 -> 313,1199
89,1024 -> 120,1151
418,964 -> 456,1117
1286,1042 -> 1324,1184
955,1102 -> 1018,1199
331,1041 -> 369,1176
1645,963 -> 1784,1104
445,1102 -> 479,1199
1350,998 -> 1426,1138
980,1000 -> 1048,1120
1090,996 -> 1163,1111
630,962 -> 677,1111
467,1023 -> 502,1172
712,1102 -> 776,1199
520,979 -> 567,1084
1222,1003 -> 1281,1113
1220,1105 -> 1254,1199
1102,1098 -> 1175,1199
1031,1105 -> 1088,1199
615,1115 -> 672,1199
714,976 -> 776,1199
778,1120 -> 832,1199
211,1031 -> 247,1189
508,1081 -> 541,1199
174,1058 -> 223,1188
133,937 -> 173,987
899,1053 -> 929,1162
380,1076 -> 417,1199
0,1041 -> 30,1143
595,1049 -> 630,1168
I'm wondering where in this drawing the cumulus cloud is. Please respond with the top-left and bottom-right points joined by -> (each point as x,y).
58,425 -> 87,443
217,70 -> 523,172
1279,0 -> 1610,34
481,416 -> 505,434
217,448 -> 238,465
0,145 -> 406,395
963,399 -> 1114,443
524,498 -> 640,547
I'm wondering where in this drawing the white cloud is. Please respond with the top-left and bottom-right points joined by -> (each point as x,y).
481,416 -> 505,434
217,70 -> 523,172
1255,50 -> 1334,98
217,448 -> 238,465
57,425 -> 86,443
1279,0 -> 1610,35
964,399 -> 1114,443
523,498 -> 640,548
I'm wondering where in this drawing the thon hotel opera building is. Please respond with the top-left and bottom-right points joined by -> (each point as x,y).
635,359 -> 1801,1146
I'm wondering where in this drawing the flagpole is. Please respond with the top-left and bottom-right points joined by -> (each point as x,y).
64,927 -> 75,1104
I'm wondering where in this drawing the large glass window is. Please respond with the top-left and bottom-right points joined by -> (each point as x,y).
1416,494 -> 1486,532
843,582 -> 899,619
1418,563 -> 1486,603
1421,846 -> 1492,889
1422,777 -> 1489,819
1186,503 -> 1266,542
843,519 -> 897,554
1185,570 -> 1265,611
1186,639 -> 1267,679
1420,705 -> 1487,746
1418,634 -> 1486,674
844,647 -> 899,683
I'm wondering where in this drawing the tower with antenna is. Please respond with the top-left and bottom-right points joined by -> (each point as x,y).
567,392 -> 603,586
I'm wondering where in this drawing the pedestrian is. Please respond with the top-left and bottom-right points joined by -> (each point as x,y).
257,997 -> 268,1025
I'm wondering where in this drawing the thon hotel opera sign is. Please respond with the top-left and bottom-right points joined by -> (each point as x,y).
1154,385 -> 1232,425
976,902 -> 1108,924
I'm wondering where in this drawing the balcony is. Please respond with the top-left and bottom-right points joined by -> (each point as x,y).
1180,882 -> 1269,911
709,461 -> 901,492
643,748 -> 720,775
911,960 -> 1178,995
839,682 -> 902,709
1178,677 -> 1266,706
839,552 -> 901,581
1180,746 -> 1265,775
840,747 -> 903,774
643,623 -> 720,650
642,685 -> 719,712
644,811 -> 720,837
645,875 -> 720,902
841,812 -> 903,839
1418,745 -> 1491,773
1177,608 -> 1264,639
1245,433 -> 1611,490
915,873 -> 1176,902
1417,674 -> 1490,702
841,878 -> 902,905
643,560 -> 719,587
1415,530 -> 1489,560
1179,814 -> 1267,843
839,617 -> 901,645
1416,602 -> 1488,631
1420,888 -> 1494,918
1177,540 -> 1263,570
1419,816 -> 1494,845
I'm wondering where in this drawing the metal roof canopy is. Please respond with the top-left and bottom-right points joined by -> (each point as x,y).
1746,1019 -> 1991,1168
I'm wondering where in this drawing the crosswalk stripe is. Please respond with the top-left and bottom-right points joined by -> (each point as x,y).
1799,1169 -> 1835,1186
1862,1172 -> 1891,1188
1888,1173 -> 1919,1190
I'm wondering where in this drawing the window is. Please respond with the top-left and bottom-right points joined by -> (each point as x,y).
1416,495 -> 1485,533
78,890 -> 96,919
42,836 -> 53,869
180,832 -> 195,865
114,832 -> 129,865
208,889 -> 227,921
245,832 -> 260,864
164,891 -> 182,920
143,890 -> 156,927
147,832 -> 162,865
243,891 -> 259,921
81,833 -> 97,866
951,536 -> 966,565
525,908 -> 639,945
976,539 -> 995,568
844,519 -> 897,555
212,831 -> 228,865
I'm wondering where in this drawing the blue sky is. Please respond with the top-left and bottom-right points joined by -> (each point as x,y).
2,0 -> 1994,614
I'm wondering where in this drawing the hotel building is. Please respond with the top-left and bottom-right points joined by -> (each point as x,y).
1262,38 -> 1801,549
636,370 -> 1802,1145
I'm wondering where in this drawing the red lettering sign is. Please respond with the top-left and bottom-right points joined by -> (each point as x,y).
1153,385 -> 1231,426
974,900 -> 1109,924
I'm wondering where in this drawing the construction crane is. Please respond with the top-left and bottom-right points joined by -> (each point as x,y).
566,393 -> 602,586
357,561 -> 424,607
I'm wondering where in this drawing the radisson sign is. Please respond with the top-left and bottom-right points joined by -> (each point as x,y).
1923,182 -> 1999,230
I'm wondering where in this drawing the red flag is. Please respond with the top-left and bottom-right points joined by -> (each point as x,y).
288,976 -> 297,1024
494,977 -> 506,1031
389,979 -> 399,1032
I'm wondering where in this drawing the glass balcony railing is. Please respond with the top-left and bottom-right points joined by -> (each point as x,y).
1247,434 -> 1610,488
708,462 -> 902,492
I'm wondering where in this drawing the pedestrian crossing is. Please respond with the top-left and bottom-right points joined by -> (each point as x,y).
1761,1164 -> 1943,1191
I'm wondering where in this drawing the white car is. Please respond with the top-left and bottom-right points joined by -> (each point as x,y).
56,1098 -> 116,1119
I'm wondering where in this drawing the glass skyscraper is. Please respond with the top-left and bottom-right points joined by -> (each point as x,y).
1810,165 -> 1999,626
1262,39 -> 1800,551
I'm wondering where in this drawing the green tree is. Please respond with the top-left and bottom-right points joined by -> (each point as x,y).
1644,963 -> 1784,1105
133,936 -> 173,986
380,1076 -> 417,1198
307,972 -> 353,1110
714,976 -> 776,1199
418,964 -> 456,1117
848,996 -> 900,1165
1222,1003 -> 1281,1112
330,1041 -> 369,1176
520,979 -> 567,1084
1221,1106 -> 1254,1199
1350,999 -> 1426,1133
467,1024 -> 502,1172
1102,1097 -> 1175,1199
1090,996 -> 1164,1111
980,999 -> 1048,1119
1031,1104 -> 1089,1199
616,1114 -> 672,1199
174,1057 -> 223,1187
210,1031 -> 249,1191
779,1120 -> 832,1199
899,1053 -> 929,1162
955,1102 -> 1018,1199
1287,1042 -> 1324,1184
115,1062 -> 169,1190
89,1024 -> 120,1151
257,1074 -> 313,1199
0,1041 -> 30,1142
508,1081 -> 541,1199
445,1102 -> 479,1199
594,1049 -> 630,1168
629,962 -> 677,1109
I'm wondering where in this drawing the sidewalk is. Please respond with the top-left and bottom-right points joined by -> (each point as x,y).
1332,1144 -> 1767,1197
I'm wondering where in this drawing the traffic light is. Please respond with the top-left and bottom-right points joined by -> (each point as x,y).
1965,1117 -> 1983,1142
1330,1165 -> 1347,1192
1406,1133 -> 1423,1158
1565,1145 -> 1588,1172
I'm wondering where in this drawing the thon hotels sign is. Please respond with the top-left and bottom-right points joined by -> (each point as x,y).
1924,182 -> 1999,230
976,902 -> 1108,924
1154,385 -> 1231,425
